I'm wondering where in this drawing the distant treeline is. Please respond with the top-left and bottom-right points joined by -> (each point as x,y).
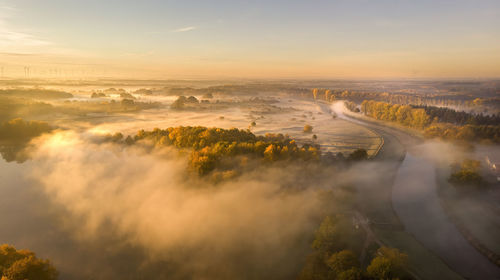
161,84 -> 308,97
308,88 -> 499,114
0,88 -> 73,99
414,105 -> 500,126
358,100 -> 500,143
0,93 -> 160,122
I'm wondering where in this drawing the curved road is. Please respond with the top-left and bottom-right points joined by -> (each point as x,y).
334,106 -> 500,280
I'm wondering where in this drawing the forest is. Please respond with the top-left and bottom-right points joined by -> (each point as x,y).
358,100 -> 500,143
112,126 -> 321,176
104,126 -> 370,179
308,87 -> 499,115
414,105 -> 500,126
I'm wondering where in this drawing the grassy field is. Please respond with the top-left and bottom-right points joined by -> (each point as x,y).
77,97 -> 382,156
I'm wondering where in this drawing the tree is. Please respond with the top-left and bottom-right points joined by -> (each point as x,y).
324,90 -> 332,101
367,247 -> 408,280
337,267 -> 363,280
312,216 -> 338,253
312,88 -> 319,100
449,159 -> 485,190
120,98 -> 134,106
461,159 -> 481,171
0,244 -> 58,280
348,149 -> 368,161
326,250 -> 359,275
298,252 -> 330,280
186,96 -> 199,103
0,118 -> 52,143
449,170 -> 484,189
263,144 -> 279,161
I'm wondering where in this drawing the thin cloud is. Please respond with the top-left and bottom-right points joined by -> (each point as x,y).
172,26 -> 197,33
0,6 -> 52,51
0,28 -> 51,47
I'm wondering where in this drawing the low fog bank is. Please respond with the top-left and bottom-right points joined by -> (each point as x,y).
3,106 -> 498,279
1,130 -> 354,279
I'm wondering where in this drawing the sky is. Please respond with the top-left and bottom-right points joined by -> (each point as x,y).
0,0 -> 499,79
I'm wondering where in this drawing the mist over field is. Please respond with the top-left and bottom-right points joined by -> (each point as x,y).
1,0 -> 500,279
0,126 -> 384,279
0,78 -> 499,280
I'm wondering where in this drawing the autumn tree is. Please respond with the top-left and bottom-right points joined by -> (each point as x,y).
324,89 -> 332,101
449,159 -> 485,190
312,88 -> 319,100
125,126 -> 320,176
366,247 -> 408,280
0,244 -> 58,280
0,118 -> 52,143
326,250 -> 360,275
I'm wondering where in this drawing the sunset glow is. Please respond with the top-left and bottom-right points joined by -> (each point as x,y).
0,0 -> 499,79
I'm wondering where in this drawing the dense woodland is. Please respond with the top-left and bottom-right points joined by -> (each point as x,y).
308,87 -> 499,114
358,100 -> 500,143
414,105 -> 500,126
106,126 -> 368,178
114,126 -> 321,177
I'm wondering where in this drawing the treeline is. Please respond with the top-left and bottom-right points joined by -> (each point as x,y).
0,244 -> 58,280
360,100 -> 430,129
309,88 -> 499,114
414,105 -> 500,126
108,126 -> 368,177
359,100 -> 500,143
0,118 -> 53,163
0,96 -> 54,122
113,126 -> 320,176
0,118 -> 52,143
162,83 -> 308,97
310,87 -> 471,105
0,89 -> 73,99
0,93 -> 159,123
